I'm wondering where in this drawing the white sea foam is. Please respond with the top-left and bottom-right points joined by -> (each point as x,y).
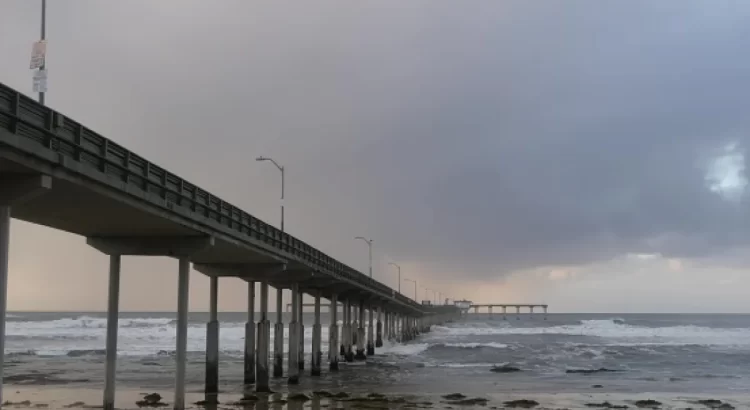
431,319 -> 750,346
5,317 -> 335,356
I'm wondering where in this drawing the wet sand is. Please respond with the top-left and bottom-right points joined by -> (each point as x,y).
3,386 -> 750,410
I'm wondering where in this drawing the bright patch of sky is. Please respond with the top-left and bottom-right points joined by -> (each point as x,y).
705,142 -> 747,201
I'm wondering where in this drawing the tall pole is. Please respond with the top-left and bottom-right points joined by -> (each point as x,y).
355,237 -> 373,278
256,156 -> 284,232
39,0 -> 47,105
389,262 -> 401,294
404,279 -> 417,302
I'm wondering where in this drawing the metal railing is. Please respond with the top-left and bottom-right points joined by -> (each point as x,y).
0,82 -> 420,311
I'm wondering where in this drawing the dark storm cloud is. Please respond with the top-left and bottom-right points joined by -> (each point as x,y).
3,0 -> 749,281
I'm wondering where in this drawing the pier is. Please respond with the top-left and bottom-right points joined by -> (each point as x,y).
455,300 -> 549,320
0,82 -> 461,409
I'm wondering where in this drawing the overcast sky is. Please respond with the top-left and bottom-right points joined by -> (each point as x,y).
1,1 -> 748,313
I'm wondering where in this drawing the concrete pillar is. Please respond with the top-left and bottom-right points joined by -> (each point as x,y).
103,254 -> 121,410
352,305 -> 358,347
367,306 -> 375,355
174,258 -> 190,410
298,291 -> 305,371
256,281 -> 271,393
375,306 -> 383,348
287,283 -> 300,384
311,291 -> 322,376
0,175 -> 51,406
244,281 -> 255,385
204,277 -> 220,403
345,300 -> 354,362
329,294 -> 339,371
355,301 -> 366,360
273,288 -> 284,378
339,299 -> 347,356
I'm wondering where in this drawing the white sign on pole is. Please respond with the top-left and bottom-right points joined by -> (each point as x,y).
33,69 -> 48,93
29,40 -> 47,70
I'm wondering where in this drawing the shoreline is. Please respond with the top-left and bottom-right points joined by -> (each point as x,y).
3,386 -> 749,410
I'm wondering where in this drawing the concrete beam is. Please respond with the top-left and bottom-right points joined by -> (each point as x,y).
194,262 -> 287,278
87,235 -> 214,257
0,174 -> 52,206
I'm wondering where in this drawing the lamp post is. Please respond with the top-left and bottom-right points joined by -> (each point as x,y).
354,237 -> 373,278
404,278 -> 417,302
255,156 -> 285,232
388,262 -> 401,294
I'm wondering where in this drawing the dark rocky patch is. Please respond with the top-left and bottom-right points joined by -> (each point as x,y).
141,362 -> 161,366
566,368 -> 620,375
3,400 -> 32,407
288,394 -> 310,402
691,400 -> 734,410
585,402 -> 628,409
136,393 -> 167,408
592,385 -> 604,388
442,394 -> 467,400
367,393 -> 386,399
332,392 -> 350,399
33,404 -> 48,408
193,400 -> 220,406
490,364 -> 521,373
62,402 -> 85,409
634,400 -> 661,408
313,391 -> 334,398
66,350 -> 105,357
445,398 -> 489,406
157,350 -> 175,356
503,399 -> 539,408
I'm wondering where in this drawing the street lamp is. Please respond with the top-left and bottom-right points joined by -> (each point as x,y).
354,237 -> 373,278
255,156 -> 285,232
404,278 -> 417,302
388,262 -> 401,294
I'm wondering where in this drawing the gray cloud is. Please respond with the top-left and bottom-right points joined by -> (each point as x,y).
1,0 -> 749,290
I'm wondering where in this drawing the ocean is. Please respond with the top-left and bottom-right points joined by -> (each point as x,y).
5,312 -> 750,408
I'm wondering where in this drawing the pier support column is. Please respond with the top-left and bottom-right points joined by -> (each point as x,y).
273,288 -> 284,378
174,258 -> 190,410
103,254 -> 121,410
311,291 -> 322,376
345,300 -> 354,362
329,294 -> 339,371
375,306 -> 383,348
340,299 -> 347,357
355,301 -> 367,360
367,305 -> 375,355
298,292 -> 305,371
287,283 -> 300,384
204,276 -> 220,403
0,175 -> 51,406
244,281 -> 256,385
256,281 -> 271,393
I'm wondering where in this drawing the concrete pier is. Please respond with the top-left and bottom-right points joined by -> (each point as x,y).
311,291 -> 322,376
329,294 -> 339,371
355,301 -> 367,360
103,254 -> 120,410
287,283 -> 300,384
244,281 -> 256,385
367,306 -> 375,355
204,276 -> 220,403
256,281 -> 271,393
298,292 -> 305,371
174,258 -> 190,410
376,307 -> 383,347
344,300 -> 354,362
273,288 -> 284,378
339,299 -> 351,360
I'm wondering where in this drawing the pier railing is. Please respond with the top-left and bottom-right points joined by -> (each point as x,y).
0,82 -> 418,310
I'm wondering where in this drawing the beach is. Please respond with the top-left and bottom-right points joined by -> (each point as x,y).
4,312 -> 750,409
